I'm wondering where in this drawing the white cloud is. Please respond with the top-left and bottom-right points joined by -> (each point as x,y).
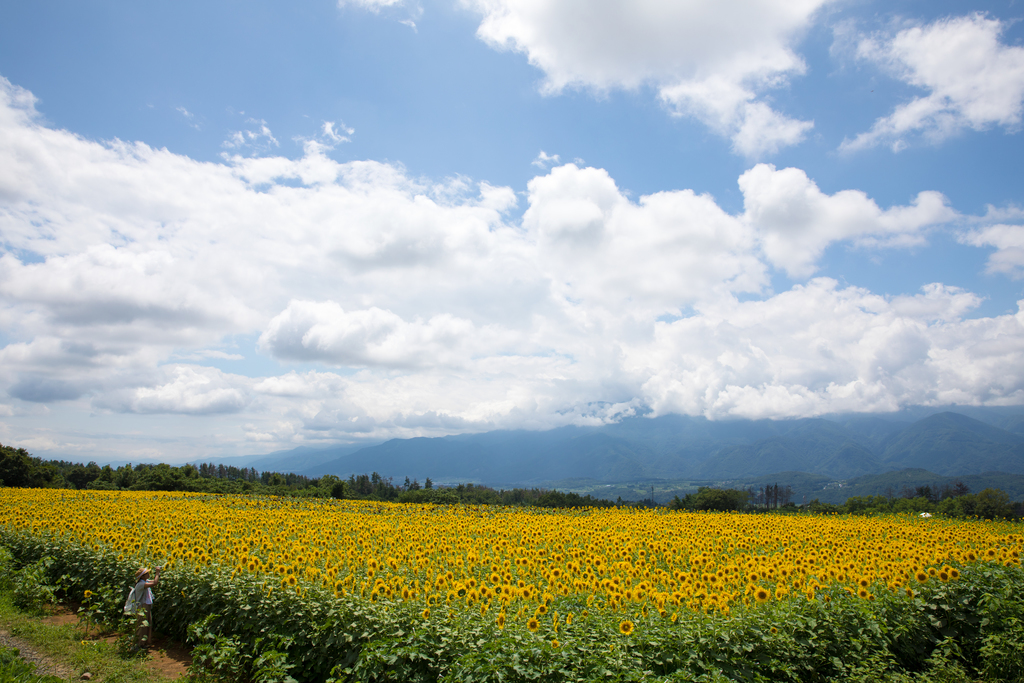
321,120 -> 354,143
659,79 -> 814,157
176,107 -> 201,130
3,74 -> 1023,460
338,0 -> 406,10
100,366 -> 250,415
638,279 -> 1024,420
960,224 -> 1024,278
338,0 -> 422,26
464,0 -> 826,156
843,13 -> 1024,152
258,300 -> 491,368
223,118 -> 279,152
476,182 -> 517,212
531,150 -> 560,168
523,163 -> 767,313
739,164 -> 956,278
174,350 -> 246,361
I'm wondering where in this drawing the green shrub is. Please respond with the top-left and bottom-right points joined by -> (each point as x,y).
186,614 -> 297,683
76,582 -> 124,636
0,545 -> 14,592
11,556 -> 60,614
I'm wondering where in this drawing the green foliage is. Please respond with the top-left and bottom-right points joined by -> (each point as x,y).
0,646 -> 64,683
0,445 -> 63,489
29,440 -> 1016,516
77,583 -> 124,637
0,442 -> 619,509
186,615 -> 297,683
398,488 -> 462,505
806,499 -> 843,514
5,526 -> 1024,683
395,485 -> 616,508
823,487 -> 1016,520
0,546 -> 14,593
11,558 -> 61,615
671,487 -> 750,512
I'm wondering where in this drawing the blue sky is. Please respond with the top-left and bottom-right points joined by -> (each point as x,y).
1,0 -> 1023,463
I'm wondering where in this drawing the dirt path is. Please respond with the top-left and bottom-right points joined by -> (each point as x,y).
0,605 -> 192,681
0,628 -> 75,679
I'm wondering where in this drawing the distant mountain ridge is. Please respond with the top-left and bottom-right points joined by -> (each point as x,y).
295,407 -> 1024,486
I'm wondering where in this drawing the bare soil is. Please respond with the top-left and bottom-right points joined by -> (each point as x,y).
0,628 -> 75,679
4,603 -> 193,681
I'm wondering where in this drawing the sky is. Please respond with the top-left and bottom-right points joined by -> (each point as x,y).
1,0 -> 1024,464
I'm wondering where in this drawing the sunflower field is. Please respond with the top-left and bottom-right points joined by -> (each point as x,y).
1,488 -> 1023,682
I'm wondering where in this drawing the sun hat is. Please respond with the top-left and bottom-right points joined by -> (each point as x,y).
135,567 -> 149,581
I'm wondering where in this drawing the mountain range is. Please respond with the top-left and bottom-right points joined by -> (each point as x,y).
236,407 -> 1024,490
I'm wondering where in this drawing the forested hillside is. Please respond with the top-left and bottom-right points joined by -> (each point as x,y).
302,410 -> 1024,485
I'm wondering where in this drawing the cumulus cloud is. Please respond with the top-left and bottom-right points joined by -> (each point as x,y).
637,279 -> 1022,420
3,74 -> 1023,460
99,366 -> 250,415
843,13 -> 1024,152
523,163 -> 767,313
739,164 -> 956,278
258,300 -> 489,368
960,224 -> 1024,278
464,0 -> 825,156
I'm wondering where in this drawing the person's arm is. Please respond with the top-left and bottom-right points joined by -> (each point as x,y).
145,567 -> 162,587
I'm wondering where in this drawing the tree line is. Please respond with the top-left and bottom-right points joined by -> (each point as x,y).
806,483 -> 1020,520
671,483 -> 795,513
7,441 -> 1018,518
670,480 -> 1021,520
0,443 -> 616,508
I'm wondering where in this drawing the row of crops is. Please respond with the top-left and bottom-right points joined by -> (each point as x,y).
1,488 -> 1023,681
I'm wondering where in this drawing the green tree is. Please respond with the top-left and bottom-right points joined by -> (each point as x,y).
975,488 -> 1013,519
671,487 -> 749,512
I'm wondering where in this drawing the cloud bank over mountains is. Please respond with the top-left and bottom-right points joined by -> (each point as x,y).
2,72 -> 1023,459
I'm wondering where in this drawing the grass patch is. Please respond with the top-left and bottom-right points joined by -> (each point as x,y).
0,591 -> 169,682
